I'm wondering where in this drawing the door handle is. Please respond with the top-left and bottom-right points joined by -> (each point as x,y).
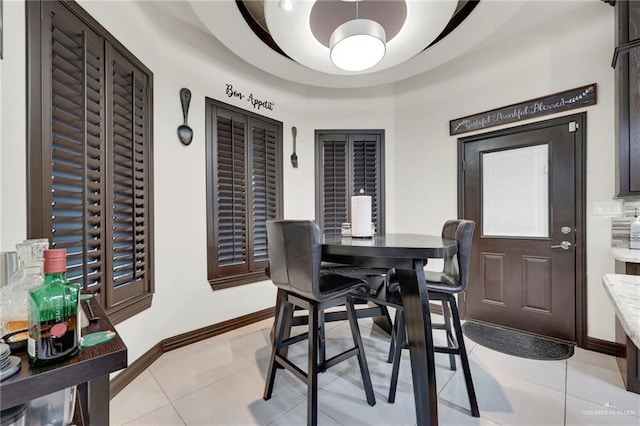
550,241 -> 572,250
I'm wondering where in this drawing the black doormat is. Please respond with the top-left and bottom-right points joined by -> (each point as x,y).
462,321 -> 574,361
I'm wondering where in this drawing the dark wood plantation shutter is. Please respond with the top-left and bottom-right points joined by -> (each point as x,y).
316,131 -> 385,235
109,50 -> 150,306
28,1 -> 154,323
214,109 -> 248,277
249,118 -> 278,268
319,134 -> 349,235
48,5 -> 106,296
206,99 -> 283,289
352,134 -> 383,232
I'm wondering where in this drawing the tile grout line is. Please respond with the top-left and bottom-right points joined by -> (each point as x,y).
146,345 -> 266,424
119,370 -> 186,426
264,399 -> 304,426
563,359 -> 568,426
148,369 -> 188,426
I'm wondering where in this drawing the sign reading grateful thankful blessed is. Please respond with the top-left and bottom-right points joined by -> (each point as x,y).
224,83 -> 275,111
449,83 -> 597,136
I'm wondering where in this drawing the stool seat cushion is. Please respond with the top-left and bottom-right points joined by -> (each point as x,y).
318,272 -> 369,302
321,265 -> 388,296
386,270 -> 459,305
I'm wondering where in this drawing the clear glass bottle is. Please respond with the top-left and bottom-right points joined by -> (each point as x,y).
0,263 -> 42,340
27,248 -> 80,366
0,239 -> 49,340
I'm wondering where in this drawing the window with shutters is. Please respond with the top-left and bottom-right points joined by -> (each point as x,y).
205,98 -> 283,290
315,131 -> 385,235
27,1 -> 154,324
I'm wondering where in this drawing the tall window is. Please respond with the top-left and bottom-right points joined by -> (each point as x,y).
27,1 -> 154,324
205,99 -> 283,290
315,131 -> 385,235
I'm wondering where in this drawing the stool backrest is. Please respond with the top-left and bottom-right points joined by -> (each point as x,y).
441,219 -> 475,292
266,220 -> 322,299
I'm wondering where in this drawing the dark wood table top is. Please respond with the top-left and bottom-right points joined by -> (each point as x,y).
0,297 -> 128,408
322,233 -> 457,268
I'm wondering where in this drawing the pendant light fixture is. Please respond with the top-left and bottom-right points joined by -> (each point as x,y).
330,0 -> 386,72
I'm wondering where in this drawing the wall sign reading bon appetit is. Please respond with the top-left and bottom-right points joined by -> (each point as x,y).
225,83 -> 275,111
449,83 -> 597,136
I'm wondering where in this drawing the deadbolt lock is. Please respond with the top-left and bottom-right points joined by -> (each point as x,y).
561,226 -> 572,234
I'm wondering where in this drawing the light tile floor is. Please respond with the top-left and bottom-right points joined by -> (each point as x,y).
110,314 -> 640,425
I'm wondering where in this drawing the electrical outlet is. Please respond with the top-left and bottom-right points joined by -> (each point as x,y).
593,200 -> 623,216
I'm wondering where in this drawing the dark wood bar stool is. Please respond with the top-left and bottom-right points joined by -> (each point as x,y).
263,220 -> 376,426
386,220 -> 480,417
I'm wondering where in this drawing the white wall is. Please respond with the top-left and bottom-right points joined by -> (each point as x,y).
0,0 -> 620,365
0,0 -> 28,249
0,0 -> 395,364
393,1 -> 617,341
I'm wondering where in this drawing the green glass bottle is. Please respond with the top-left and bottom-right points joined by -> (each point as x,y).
27,248 -> 80,366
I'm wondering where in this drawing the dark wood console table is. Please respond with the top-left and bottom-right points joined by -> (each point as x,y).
0,297 -> 127,425
322,233 -> 457,426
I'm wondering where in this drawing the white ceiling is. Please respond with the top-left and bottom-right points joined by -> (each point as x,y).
151,0 -> 607,89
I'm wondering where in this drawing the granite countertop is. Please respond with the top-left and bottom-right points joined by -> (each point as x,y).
603,274 -> 640,349
611,247 -> 640,263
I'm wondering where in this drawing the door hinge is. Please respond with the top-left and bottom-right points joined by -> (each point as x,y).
569,122 -> 578,132
462,161 -> 466,171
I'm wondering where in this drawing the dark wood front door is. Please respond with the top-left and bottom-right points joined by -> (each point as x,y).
460,114 -> 585,343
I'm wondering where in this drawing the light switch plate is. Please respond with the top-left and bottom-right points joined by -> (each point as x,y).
593,200 -> 623,216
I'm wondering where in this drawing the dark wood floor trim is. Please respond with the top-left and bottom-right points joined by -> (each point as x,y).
586,336 -> 625,357
109,307 -> 275,399
110,341 -> 163,398
163,307 -> 275,352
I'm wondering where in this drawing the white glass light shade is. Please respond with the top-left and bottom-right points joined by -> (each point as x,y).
278,0 -> 295,12
330,19 -> 386,72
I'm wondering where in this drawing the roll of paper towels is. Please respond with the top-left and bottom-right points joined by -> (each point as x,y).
351,192 -> 372,237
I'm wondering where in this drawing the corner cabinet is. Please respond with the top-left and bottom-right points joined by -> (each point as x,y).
614,0 -> 640,197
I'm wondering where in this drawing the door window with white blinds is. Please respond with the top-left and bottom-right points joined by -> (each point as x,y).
315,131 -> 385,235
205,99 -> 283,290
27,1 -> 154,324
